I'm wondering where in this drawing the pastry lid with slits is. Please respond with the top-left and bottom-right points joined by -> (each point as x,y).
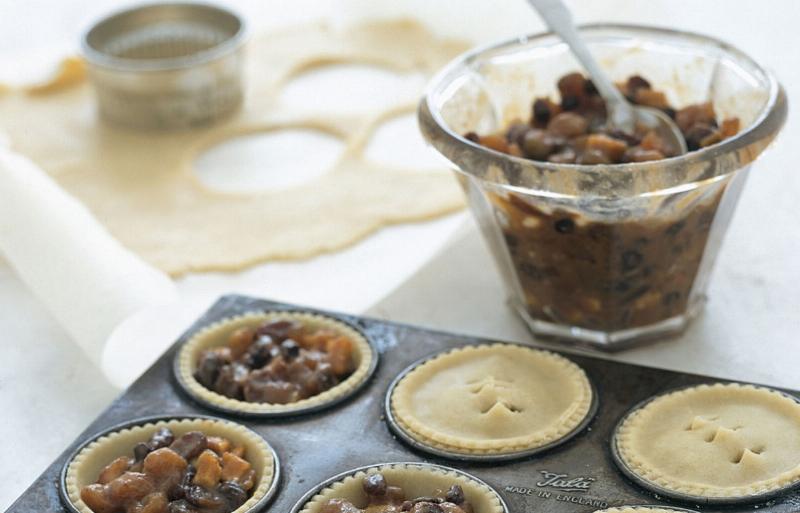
613,383 -> 800,503
389,343 -> 595,456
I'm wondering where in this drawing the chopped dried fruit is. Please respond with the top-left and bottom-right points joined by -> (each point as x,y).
169,432 -> 207,461
192,450 -> 222,489
206,436 -> 231,455
80,427 -> 256,513
320,473 -> 473,513
97,456 -> 132,484
220,451 -> 252,482
227,327 -> 256,358
107,472 -> 154,503
478,134 -> 509,153
547,112 -> 588,138
196,317 -> 357,405
465,72 -> 741,164
80,484 -> 116,513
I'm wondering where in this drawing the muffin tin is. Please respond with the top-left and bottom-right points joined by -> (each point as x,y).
6,294 -> 800,513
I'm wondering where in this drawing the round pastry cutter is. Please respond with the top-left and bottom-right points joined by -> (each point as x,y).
384,343 -> 599,463
611,384 -> 800,506
288,461 -> 510,513
58,414 -> 281,513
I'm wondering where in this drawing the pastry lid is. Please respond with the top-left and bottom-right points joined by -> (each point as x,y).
612,384 -> 800,505
385,343 -> 598,462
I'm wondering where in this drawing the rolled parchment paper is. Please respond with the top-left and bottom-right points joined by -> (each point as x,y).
0,148 -> 177,377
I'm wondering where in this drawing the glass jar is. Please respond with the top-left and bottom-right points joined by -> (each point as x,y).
419,24 -> 786,349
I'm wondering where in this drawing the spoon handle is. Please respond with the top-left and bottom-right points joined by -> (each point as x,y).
526,0 -> 635,131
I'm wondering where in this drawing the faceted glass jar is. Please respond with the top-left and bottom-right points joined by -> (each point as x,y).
419,25 -> 786,349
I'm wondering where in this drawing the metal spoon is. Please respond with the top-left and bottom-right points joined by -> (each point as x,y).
526,0 -> 687,155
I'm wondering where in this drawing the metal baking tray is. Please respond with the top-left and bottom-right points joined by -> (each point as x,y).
6,294 -> 800,513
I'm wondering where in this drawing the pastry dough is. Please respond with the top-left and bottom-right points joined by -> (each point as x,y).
390,344 -> 593,455
299,463 -> 504,513
64,417 -> 276,513
176,311 -> 374,415
615,383 -> 800,499
0,20 -> 467,275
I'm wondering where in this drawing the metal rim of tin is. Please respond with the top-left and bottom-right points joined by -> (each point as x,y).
172,309 -> 381,418
58,413 -> 281,513
610,384 -> 800,506
80,2 -> 247,72
600,507 -> 700,512
383,343 -> 600,463
288,461 -> 511,513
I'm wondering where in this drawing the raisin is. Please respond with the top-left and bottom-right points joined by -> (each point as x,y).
554,218 -> 575,234
169,432 -> 207,461
168,464 -> 196,501
245,335 -> 277,369
663,291 -> 682,306
363,473 -> 388,496
445,485 -> 465,504
134,443 -> 151,462
218,481 -> 248,509
185,485 -> 226,510
684,122 -> 716,151
256,319 -> 302,341
621,250 -> 643,271
149,428 -> 175,451
560,94 -> 580,111
280,339 -> 301,360
194,351 -> 224,388
625,75 -> 651,95
521,129 -> 554,161
557,72 -> 586,98
547,112 -> 588,138
532,98 -> 552,125
665,220 -> 686,236
505,122 -> 530,145
213,362 -> 248,399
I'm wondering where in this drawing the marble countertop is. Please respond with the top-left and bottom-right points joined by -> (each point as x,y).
2,0 -> 798,509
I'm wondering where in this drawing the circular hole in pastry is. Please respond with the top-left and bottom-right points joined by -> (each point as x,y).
386,343 -> 596,461
612,383 -> 800,504
194,128 -> 343,193
364,112 -> 445,170
291,462 -> 508,513
173,311 -> 378,417
280,63 -> 425,113
60,415 -> 279,513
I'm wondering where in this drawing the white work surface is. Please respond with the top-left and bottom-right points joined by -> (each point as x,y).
1,0 -> 798,509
